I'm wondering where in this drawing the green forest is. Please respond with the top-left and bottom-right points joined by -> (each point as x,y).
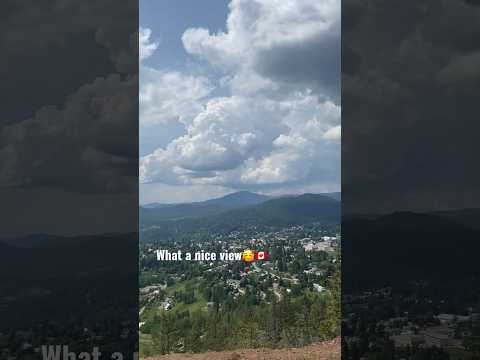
140,267 -> 340,356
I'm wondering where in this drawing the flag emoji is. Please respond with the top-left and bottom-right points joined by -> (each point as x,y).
255,250 -> 269,261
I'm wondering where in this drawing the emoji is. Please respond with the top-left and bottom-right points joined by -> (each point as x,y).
242,249 -> 255,263
255,250 -> 270,261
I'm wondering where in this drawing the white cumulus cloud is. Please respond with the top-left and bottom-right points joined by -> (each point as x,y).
139,27 -> 158,62
140,0 -> 340,199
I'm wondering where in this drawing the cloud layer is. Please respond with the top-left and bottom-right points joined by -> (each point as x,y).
342,0 -> 480,213
0,0 -> 138,195
140,0 -> 340,200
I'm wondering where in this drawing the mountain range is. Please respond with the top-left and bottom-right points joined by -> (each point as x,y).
140,193 -> 340,242
140,191 -> 340,226
140,191 -> 270,222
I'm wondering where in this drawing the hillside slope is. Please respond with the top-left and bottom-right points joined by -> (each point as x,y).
342,211 -> 480,291
431,207 -> 480,230
0,233 -> 137,331
143,338 -> 340,360
140,191 -> 271,224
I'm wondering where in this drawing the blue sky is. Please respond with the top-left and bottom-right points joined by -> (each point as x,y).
139,0 -> 230,158
140,1 -> 229,72
140,0 -> 340,204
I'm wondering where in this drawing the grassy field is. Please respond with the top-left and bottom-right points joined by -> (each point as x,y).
141,278 -> 207,318
140,277 -> 208,357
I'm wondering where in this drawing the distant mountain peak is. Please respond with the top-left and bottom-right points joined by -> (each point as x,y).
210,191 -> 270,204
140,191 -> 271,223
226,190 -> 258,197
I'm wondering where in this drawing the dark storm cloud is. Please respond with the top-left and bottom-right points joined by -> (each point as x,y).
254,25 -> 340,102
0,1 -> 137,71
0,1 -> 138,236
0,0 -> 138,195
343,0 -> 480,213
1,75 -> 137,193
0,32 -> 113,126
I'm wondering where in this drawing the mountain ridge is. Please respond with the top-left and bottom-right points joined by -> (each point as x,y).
140,193 -> 340,239
140,191 -> 341,225
140,191 -> 271,223
141,191 -> 270,209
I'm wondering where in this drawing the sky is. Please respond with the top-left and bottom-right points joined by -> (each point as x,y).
139,0 -> 341,204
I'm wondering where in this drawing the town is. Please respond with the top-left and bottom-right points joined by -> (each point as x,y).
343,283 -> 480,359
139,222 -> 341,356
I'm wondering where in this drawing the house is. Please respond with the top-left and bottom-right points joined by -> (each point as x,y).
162,298 -> 173,311
313,283 -> 326,293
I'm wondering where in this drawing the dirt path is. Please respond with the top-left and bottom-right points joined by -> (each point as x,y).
142,338 -> 340,360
